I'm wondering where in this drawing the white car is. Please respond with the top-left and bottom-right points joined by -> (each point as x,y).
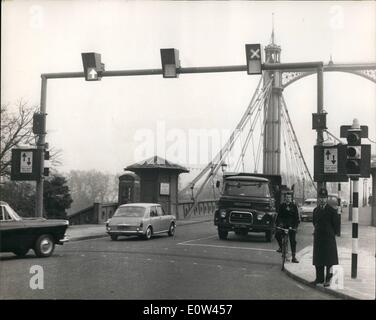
106,203 -> 176,241
299,198 -> 317,222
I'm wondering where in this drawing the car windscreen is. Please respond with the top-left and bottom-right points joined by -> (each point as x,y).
114,206 -> 146,217
304,201 -> 316,206
223,181 -> 270,197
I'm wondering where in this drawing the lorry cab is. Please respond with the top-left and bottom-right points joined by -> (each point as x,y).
214,173 -> 282,242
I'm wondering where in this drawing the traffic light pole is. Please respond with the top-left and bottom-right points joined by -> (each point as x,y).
338,182 -> 342,236
35,75 -> 47,217
316,64 -> 326,194
351,177 -> 359,278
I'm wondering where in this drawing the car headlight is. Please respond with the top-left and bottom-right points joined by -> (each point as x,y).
257,213 -> 265,220
220,209 -> 226,218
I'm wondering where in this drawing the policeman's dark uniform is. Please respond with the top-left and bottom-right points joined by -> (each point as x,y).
275,199 -> 300,260
312,188 -> 340,284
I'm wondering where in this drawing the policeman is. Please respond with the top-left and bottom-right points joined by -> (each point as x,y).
275,193 -> 300,263
311,188 -> 340,287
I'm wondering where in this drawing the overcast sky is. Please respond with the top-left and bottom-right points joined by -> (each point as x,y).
1,1 -> 375,187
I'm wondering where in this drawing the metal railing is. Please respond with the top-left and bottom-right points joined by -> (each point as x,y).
177,199 -> 217,219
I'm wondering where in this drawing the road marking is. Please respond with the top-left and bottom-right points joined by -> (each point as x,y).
177,235 -> 217,245
295,284 -> 306,291
170,260 -> 175,263
217,265 -> 222,269
193,262 -> 198,265
177,242 -> 275,252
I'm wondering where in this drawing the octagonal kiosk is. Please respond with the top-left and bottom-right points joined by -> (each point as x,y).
124,156 -> 189,219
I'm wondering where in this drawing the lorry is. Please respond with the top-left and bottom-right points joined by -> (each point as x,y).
214,172 -> 283,242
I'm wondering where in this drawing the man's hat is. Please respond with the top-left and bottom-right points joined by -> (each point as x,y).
318,188 -> 328,198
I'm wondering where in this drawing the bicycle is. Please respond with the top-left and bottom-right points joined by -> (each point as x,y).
276,226 -> 297,271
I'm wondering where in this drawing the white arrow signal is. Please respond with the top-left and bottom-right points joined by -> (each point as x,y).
88,68 -> 98,80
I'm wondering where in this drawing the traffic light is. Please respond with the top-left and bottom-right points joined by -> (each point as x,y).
245,44 -> 262,75
346,127 -> 361,176
160,48 -> 180,78
33,113 -> 46,135
312,112 -> 327,130
43,149 -> 50,176
81,52 -> 105,81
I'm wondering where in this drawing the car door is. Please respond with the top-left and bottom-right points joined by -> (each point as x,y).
149,206 -> 161,233
157,205 -> 169,231
0,205 -> 25,251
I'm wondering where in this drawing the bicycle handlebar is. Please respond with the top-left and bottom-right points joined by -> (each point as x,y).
276,226 -> 297,232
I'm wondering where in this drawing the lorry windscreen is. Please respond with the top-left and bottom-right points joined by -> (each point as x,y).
223,182 -> 270,197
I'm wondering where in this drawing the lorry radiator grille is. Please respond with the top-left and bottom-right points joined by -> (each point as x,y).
229,211 -> 253,224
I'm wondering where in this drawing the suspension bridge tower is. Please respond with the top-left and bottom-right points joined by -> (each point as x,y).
263,28 -> 282,175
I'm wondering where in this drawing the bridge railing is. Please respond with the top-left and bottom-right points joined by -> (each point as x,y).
176,199 -> 218,219
68,202 -> 118,225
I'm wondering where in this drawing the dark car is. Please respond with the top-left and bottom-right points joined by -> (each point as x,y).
0,201 -> 69,257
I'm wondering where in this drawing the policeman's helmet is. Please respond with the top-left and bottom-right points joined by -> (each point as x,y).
318,188 -> 328,198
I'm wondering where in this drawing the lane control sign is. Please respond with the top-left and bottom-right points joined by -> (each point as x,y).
324,148 -> 338,173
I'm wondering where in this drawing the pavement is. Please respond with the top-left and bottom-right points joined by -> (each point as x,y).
66,214 -> 213,241
284,220 -> 375,300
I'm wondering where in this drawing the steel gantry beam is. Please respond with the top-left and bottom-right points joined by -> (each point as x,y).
282,63 -> 376,88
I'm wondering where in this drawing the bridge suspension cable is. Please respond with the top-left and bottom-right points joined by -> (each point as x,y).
234,86 -> 271,172
179,76 -> 270,194
280,96 -> 317,196
180,77 -> 273,217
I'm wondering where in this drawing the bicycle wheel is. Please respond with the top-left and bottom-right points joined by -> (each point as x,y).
281,236 -> 288,271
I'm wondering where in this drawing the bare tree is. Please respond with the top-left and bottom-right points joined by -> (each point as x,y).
0,100 -> 63,179
0,100 -> 36,178
67,170 -> 119,213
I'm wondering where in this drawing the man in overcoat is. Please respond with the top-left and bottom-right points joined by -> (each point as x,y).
311,188 -> 340,287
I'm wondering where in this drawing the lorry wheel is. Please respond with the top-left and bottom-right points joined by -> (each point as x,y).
265,230 -> 273,242
34,234 -> 55,257
218,228 -> 228,240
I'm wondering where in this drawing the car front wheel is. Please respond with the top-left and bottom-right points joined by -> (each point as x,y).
110,235 -> 118,241
34,234 -> 55,258
144,227 -> 152,240
168,223 -> 175,236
